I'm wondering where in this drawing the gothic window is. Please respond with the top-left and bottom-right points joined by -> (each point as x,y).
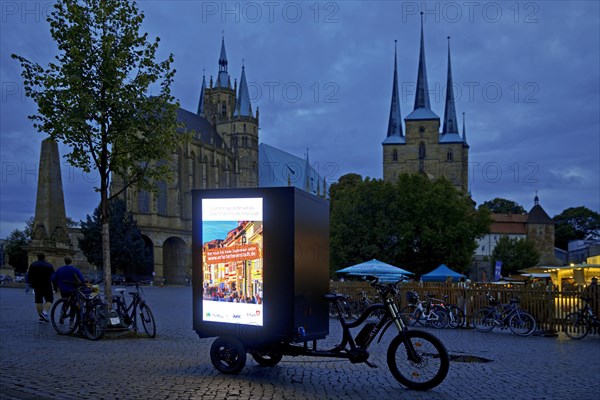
157,181 -> 167,215
243,124 -> 247,132
392,149 -> 398,161
418,142 -> 426,172
221,103 -> 226,117
233,124 -> 236,133
447,148 -> 453,161
419,126 -> 425,133
242,136 -> 248,147
138,190 -> 150,213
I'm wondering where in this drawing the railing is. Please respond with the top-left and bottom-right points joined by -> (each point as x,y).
330,281 -> 598,334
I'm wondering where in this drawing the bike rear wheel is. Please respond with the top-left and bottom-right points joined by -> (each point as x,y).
50,298 -> 79,335
400,305 -> 421,326
139,303 -> 156,338
430,307 -> 449,329
508,311 -> 536,336
563,312 -> 590,340
82,301 -> 108,341
447,305 -> 465,329
387,330 -> 450,390
473,308 -> 495,333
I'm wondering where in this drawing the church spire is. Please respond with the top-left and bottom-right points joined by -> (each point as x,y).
234,62 -> 253,117
217,35 -> 230,88
442,36 -> 459,134
462,112 -> 469,147
197,71 -> 206,115
406,13 -> 438,120
384,40 -> 404,144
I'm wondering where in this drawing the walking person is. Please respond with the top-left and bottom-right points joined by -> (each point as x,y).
27,252 -> 55,322
52,256 -> 85,299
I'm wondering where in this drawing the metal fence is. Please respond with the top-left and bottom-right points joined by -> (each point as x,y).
330,281 -> 598,334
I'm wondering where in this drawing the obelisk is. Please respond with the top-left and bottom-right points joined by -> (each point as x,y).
27,138 -> 75,267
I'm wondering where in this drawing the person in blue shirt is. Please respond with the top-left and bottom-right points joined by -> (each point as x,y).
52,256 -> 85,298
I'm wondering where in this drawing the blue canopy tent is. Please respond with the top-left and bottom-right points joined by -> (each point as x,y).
336,259 -> 414,280
420,264 -> 466,282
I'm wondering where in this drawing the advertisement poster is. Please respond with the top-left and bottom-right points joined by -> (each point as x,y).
201,198 -> 263,326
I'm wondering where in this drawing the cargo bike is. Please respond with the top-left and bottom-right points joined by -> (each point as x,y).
193,187 -> 449,391
203,277 -> 449,390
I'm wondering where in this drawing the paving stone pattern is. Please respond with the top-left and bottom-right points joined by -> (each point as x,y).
1,286 -> 598,400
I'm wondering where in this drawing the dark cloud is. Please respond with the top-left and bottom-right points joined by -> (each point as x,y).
1,1 -> 599,237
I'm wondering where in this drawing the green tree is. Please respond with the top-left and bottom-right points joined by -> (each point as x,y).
79,199 -> 151,277
3,229 -> 29,273
12,0 -> 188,299
479,198 -> 526,214
491,236 -> 540,275
553,207 -> 600,250
329,173 -> 491,277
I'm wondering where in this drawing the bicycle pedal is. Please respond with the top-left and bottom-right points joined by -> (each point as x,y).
364,360 -> 378,369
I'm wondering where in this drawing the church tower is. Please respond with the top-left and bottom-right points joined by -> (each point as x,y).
200,37 -> 259,188
383,14 -> 469,193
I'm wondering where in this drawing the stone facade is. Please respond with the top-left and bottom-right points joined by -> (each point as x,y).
113,39 -> 259,284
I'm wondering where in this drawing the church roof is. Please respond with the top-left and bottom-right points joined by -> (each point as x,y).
406,13 -> 439,121
384,40 -> 404,144
176,108 -> 224,149
527,204 -> 553,224
234,65 -> 253,117
259,143 -> 327,196
442,37 -> 459,135
439,132 -> 463,143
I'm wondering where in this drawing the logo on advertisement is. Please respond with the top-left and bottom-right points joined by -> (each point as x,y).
233,314 -> 241,319
256,310 -> 260,316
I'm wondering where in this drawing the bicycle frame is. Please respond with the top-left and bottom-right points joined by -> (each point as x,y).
113,286 -> 142,330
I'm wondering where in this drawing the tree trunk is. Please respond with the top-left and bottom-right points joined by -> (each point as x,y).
102,221 -> 112,306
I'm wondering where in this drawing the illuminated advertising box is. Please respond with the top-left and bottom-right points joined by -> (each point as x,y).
193,187 -> 329,344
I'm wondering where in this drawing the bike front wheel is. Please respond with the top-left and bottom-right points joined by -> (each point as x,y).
139,303 -> 156,338
387,330 -> 450,390
430,307 -> 449,329
82,302 -> 108,341
473,308 -> 495,333
563,312 -> 590,340
50,298 -> 79,335
508,311 -> 536,336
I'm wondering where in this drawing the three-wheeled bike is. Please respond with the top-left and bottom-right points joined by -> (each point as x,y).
192,187 -> 449,391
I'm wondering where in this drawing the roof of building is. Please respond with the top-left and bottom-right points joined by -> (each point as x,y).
490,213 -> 528,234
234,65 -> 253,117
442,37 -> 459,135
385,41 -> 404,142
176,108 -> 224,149
258,143 -> 327,196
439,133 -> 463,143
527,204 -> 553,224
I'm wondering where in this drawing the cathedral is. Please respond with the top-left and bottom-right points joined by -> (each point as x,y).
114,37 -> 259,284
383,16 -> 469,193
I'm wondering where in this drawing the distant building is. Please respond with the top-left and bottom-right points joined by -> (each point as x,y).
382,17 -> 469,193
568,240 -> 600,265
472,196 -> 559,280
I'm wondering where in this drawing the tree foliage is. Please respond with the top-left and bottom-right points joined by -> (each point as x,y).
479,198 -> 526,214
553,206 -> 600,250
79,199 -> 151,276
492,236 -> 540,275
329,173 -> 491,277
12,0 -> 189,296
3,229 -> 29,273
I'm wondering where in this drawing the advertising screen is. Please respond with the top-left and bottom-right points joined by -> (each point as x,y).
201,197 -> 263,326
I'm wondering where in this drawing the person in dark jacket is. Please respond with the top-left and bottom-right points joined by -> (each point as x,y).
52,256 -> 85,298
27,252 -> 55,322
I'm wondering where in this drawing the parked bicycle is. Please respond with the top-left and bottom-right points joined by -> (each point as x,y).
428,294 -> 465,329
50,283 -> 109,340
350,289 -> 385,319
473,294 -> 536,336
110,282 -> 156,338
210,278 -> 450,390
563,297 -> 600,339
400,291 -> 448,329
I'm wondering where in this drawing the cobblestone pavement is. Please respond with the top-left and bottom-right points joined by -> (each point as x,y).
1,286 -> 599,400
